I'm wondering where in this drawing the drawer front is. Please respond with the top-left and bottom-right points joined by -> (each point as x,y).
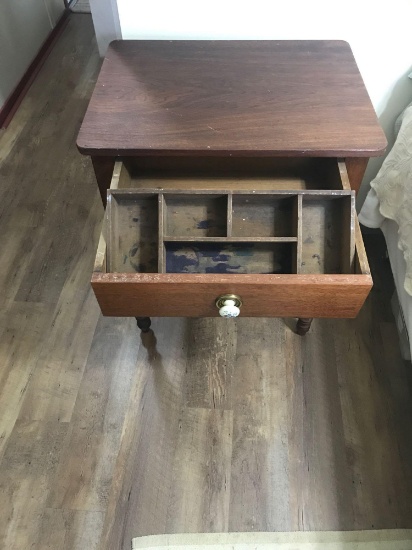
91,273 -> 372,318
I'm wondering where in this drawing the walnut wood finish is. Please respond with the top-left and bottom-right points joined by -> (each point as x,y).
78,41 -> 386,158
77,41 -> 386,200
83,43 -> 381,318
92,156 -> 115,206
345,158 -> 370,193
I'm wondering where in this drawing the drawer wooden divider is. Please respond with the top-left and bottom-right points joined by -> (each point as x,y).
158,193 -> 165,273
227,192 -> 233,237
295,194 -> 303,274
162,236 -> 298,243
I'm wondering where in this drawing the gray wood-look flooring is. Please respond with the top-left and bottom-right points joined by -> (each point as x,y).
0,15 -> 411,550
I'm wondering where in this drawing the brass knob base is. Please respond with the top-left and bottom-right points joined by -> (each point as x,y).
215,294 -> 243,309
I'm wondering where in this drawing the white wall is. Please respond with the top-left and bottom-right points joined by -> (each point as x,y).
44,0 -> 65,27
90,0 -> 121,57
0,0 -> 65,110
111,0 -> 412,199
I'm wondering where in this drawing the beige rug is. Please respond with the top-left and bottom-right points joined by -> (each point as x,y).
132,531 -> 412,550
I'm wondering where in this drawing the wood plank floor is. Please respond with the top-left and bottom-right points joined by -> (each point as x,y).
1,15 -> 412,550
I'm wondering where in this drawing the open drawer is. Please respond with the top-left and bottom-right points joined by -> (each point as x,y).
91,158 -> 372,318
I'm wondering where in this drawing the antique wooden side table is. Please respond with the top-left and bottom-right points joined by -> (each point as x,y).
77,40 -> 386,335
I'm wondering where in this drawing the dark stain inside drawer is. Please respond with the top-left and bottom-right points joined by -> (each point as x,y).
164,242 -> 295,274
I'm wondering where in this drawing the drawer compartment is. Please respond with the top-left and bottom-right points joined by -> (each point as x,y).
164,194 -> 228,237
164,242 -> 295,274
231,195 -> 297,238
107,192 -> 158,273
92,159 -> 372,318
301,195 -> 354,275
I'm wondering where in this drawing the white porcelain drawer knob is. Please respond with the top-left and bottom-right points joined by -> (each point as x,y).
215,294 -> 242,318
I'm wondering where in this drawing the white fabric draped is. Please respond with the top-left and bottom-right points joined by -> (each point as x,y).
359,104 -> 412,295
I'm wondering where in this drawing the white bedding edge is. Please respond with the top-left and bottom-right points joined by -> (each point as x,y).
358,101 -> 412,296
358,188 -> 385,228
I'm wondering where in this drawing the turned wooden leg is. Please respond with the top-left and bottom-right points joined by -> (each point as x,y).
296,317 -> 313,336
135,317 -> 151,333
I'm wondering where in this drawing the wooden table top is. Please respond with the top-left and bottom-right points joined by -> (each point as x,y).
77,40 -> 386,158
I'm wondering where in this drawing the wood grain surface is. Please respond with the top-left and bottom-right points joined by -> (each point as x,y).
0,15 -> 104,549
91,273 -> 372,318
1,15 -> 411,550
77,40 -> 386,158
